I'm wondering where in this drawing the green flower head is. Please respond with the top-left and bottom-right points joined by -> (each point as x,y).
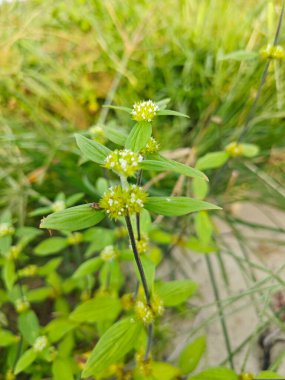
104,149 -> 143,177
131,100 -> 159,122
141,137 -> 160,155
99,185 -> 147,219
260,44 -> 285,60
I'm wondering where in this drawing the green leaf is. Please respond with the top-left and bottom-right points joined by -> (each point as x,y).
72,257 -> 103,279
141,155 -> 207,181
188,367 -> 238,380
145,197 -> 221,216
241,143 -> 259,157
157,109 -> 190,118
34,237 -> 67,256
192,177 -> 209,200
99,261 -> 124,291
255,371 -> 283,379
75,134 -> 111,164
0,329 -> 19,346
196,151 -> 229,170
179,336 -> 206,374
52,358 -> 74,380
82,318 -> 141,377
219,50 -> 258,61
155,280 -> 198,306
195,211 -> 213,244
40,204 -> 105,232
15,349 -> 37,375
18,310 -> 40,345
70,295 -> 122,323
46,318 -> 77,343
66,193 -> 85,207
2,260 -> 16,291
27,287 -> 52,302
125,122 -> 152,152
105,123 -> 128,146
185,237 -> 216,254
84,228 -> 115,256
152,362 -> 181,379
103,105 -> 132,113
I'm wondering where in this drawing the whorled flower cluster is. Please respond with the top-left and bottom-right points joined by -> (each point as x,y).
135,300 -> 154,325
225,142 -> 243,157
51,200 -> 66,213
134,235 -> 149,255
0,223 -> 15,237
141,137 -> 160,155
99,185 -> 147,219
100,245 -> 117,262
131,100 -> 159,122
104,149 -> 143,177
260,44 -> 285,60
33,336 -> 48,352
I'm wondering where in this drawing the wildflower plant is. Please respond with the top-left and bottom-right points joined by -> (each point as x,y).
37,99 -> 223,378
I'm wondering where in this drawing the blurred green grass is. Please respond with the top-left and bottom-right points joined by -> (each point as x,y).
0,0 -> 284,221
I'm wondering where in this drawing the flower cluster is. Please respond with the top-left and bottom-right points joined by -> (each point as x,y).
136,352 -> 152,376
225,141 -> 243,157
104,149 -> 143,177
134,235 -> 149,254
260,44 -> 285,60
141,137 -> 160,155
19,265 -> 38,278
51,200 -> 65,213
15,298 -> 30,313
131,100 -> 159,122
67,232 -> 83,245
33,336 -> 48,352
151,295 -> 164,317
135,300 -> 154,325
0,223 -> 15,237
99,185 -> 147,219
100,245 -> 117,262
89,125 -> 106,144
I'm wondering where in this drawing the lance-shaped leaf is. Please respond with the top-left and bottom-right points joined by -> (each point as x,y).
125,122 -> 152,152
140,154 -> 207,180
70,295 -> 122,323
144,197 -> 221,216
15,349 -> 37,375
40,205 -> 105,232
75,134 -> 111,164
196,151 -> 229,171
188,367 -> 238,380
34,237 -> 67,256
155,280 -> 198,306
157,109 -> 189,118
179,336 -> 206,374
82,318 -> 141,377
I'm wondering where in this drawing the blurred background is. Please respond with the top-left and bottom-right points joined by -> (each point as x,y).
1,0 -> 285,375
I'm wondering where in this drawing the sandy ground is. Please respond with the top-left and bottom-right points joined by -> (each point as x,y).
159,202 -> 285,376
